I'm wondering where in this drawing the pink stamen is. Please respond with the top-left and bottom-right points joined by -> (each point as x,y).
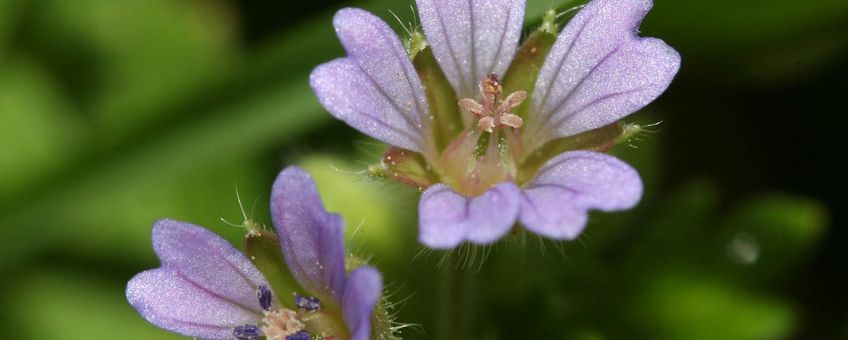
458,74 -> 527,133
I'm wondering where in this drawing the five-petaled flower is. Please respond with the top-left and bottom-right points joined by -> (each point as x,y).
310,0 -> 680,248
126,167 -> 383,340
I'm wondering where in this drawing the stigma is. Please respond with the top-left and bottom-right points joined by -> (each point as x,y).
458,74 -> 526,133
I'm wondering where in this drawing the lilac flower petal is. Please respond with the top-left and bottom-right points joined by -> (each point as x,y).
519,151 -> 642,239
526,0 -> 680,152
342,266 -> 383,340
416,0 -> 525,98
419,182 -> 521,248
151,219 -> 269,313
127,268 -> 261,339
271,167 -> 346,301
310,8 -> 431,153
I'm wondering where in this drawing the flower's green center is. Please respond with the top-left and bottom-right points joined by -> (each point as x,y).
438,74 -> 527,197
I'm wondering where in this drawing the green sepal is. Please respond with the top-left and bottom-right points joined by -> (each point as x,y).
372,292 -> 402,340
517,122 -> 625,183
405,31 -> 428,58
244,229 -> 305,310
344,254 -> 369,274
382,146 -> 438,190
302,310 -> 350,340
537,9 -> 560,36
413,46 -> 463,150
615,122 -> 645,144
345,254 -> 400,340
501,28 -> 557,119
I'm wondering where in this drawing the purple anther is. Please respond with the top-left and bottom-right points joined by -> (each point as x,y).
258,285 -> 273,311
286,330 -> 311,340
233,324 -> 261,340
295,294 -> 321,312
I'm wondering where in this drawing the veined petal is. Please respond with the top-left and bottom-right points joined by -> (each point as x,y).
311,8 -> 432,153
127,268 -> 262,339
525,0 -> 680,153
271,167 -> 346,301
519,151 -> 642,239
418,182 -> 521,249
416,0 -> 525,98
342,266 -> 383,340
150,219 -> 269,313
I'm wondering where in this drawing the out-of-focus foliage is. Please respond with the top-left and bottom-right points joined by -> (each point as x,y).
6,271 -> 177,339
0,0 -> 844,339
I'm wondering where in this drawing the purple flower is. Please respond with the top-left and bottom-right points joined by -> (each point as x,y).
126,167 -> 383,340
310,0 -> 679,249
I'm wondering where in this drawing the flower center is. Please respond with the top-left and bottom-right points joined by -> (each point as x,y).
261,309 -> 305,340
234,286 -> 324,340
438,74 -> 528,197
458,74 -> 526,133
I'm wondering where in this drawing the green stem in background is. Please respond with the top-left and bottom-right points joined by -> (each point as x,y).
438,252 -> 473,340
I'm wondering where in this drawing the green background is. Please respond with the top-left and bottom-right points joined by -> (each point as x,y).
0,0 -> 845,338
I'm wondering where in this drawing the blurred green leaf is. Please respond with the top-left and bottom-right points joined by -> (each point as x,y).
645,0 -> 848,82
0,81 -> 329,271
721,194 -> 827,281
7,270 -> 181,339
25,0 -> 238,141
648,179 -> 722,249
0,1 -> 841,339
633,270 -> 796,340
0,58 -> 83,198
648,0 -> 848,56
55,158 -> 269,262
0,0 -> 25,55
300,154 -> 412,260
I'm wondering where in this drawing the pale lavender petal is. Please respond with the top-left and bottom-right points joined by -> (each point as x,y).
418,182 -> 521,249
127,268 -> 262,339
151,219 -> 269,313
519,151 -> 642,239
342,266 -> 383,340
310,8 -> 431,152
416,0 -> 525,98
271,166 -> 346,301
525,0 -> 680,152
